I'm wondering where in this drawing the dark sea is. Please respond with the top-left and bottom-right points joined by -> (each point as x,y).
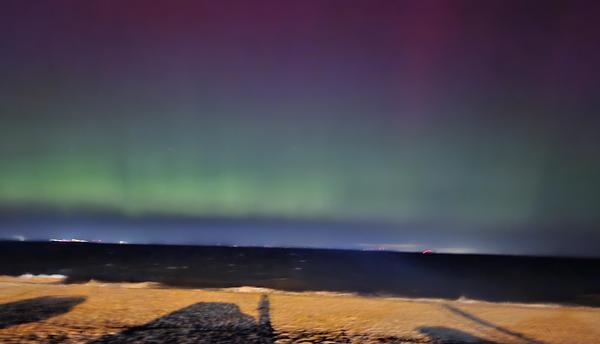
1,241 -> 599,307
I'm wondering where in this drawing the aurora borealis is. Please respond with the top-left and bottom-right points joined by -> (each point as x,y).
1,1 -> 600,256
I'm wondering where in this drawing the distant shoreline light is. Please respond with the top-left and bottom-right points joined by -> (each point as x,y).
48,238 -> 130,244
50,238 -> 89,243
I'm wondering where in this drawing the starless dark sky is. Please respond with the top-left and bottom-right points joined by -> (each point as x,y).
1,1 -> 600,256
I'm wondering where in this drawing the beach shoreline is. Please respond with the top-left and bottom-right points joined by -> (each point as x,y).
1,276 -> 599,343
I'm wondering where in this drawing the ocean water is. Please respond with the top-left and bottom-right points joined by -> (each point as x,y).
1,241 -> 599,307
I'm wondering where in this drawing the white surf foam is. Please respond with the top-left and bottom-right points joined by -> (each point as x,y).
18,273 -> 67,280
79,280 -> 164,289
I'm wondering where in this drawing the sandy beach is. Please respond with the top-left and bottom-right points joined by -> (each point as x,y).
0,276 -> 599,343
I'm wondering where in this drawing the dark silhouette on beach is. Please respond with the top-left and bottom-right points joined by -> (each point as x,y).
0,293 -> 550,343
441,304 -> 544,344
0,296 -> 86,329
90,295 -> 274,343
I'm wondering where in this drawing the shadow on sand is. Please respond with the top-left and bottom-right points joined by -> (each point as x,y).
89,294 -> 413,343
0,294 -> 546,343
90,295 -> 273,343
441,304 -> 544,344
0,296 -> 86,329
89,294 -> 509,343
417,326 -> 498,343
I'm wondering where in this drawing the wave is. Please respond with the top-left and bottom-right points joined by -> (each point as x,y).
18,273 -> 67,280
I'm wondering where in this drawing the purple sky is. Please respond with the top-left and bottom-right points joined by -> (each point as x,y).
1,1 -> 600,256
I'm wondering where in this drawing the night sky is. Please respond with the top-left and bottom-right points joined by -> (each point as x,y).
1,1 -> 600,256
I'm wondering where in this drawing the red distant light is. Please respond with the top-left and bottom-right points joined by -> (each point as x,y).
422,249 -> 433,254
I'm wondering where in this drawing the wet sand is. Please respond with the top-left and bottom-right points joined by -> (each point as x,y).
0,276 -> 599,343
